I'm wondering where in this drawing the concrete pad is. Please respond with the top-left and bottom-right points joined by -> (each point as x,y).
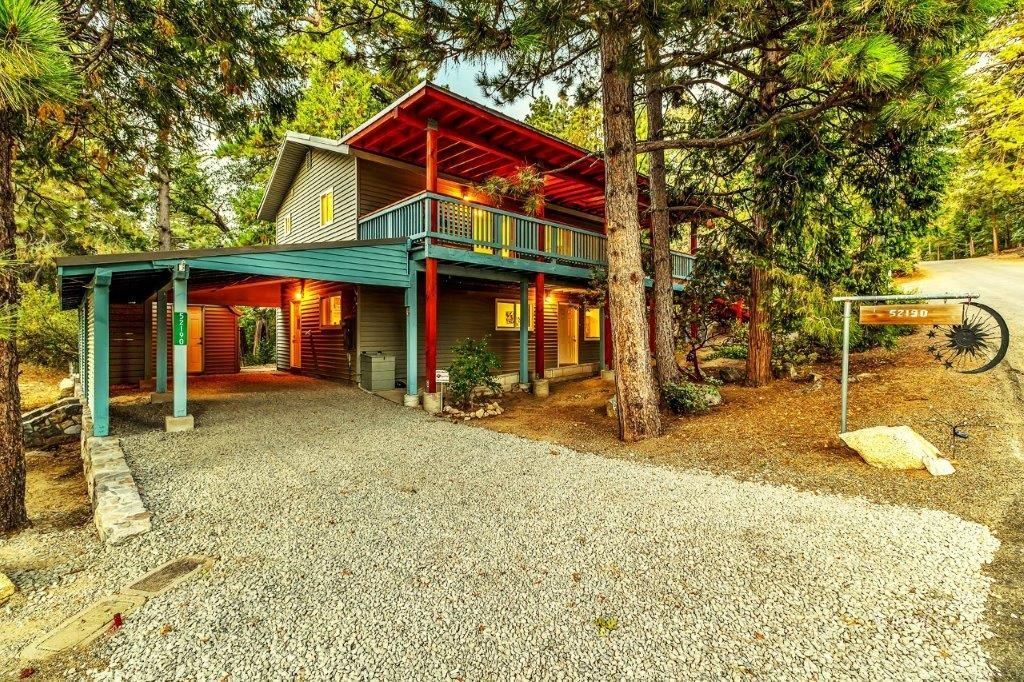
402,394 -> 420,408
21,594 -> 146,661
165,415 -> 194,432
601,369 -> 615,383
533,378 -> 550,398
422,392 -> 442,414
150,391 -> 172,404
123,556 -> 214,598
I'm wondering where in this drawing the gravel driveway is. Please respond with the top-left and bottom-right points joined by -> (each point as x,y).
6,378 -> 1000,679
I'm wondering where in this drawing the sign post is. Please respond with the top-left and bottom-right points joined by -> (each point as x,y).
833,293 -> 979,434
435,369 -> 449,413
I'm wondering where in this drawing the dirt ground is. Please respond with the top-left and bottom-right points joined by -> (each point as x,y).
476,332 -> 1024,678
19,364 -> 65,411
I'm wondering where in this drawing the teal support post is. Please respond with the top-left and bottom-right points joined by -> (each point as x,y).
155,289 -> 168,393
519,278 -> 529,385
90,269 -> 112,437
599,306 -> 607,371
404,266 -> 419,401
168,263 -> 193,430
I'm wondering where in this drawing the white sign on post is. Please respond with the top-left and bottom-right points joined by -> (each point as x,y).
435,370 -> 449,384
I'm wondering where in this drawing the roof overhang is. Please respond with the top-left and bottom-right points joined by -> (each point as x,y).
57,239 -> 410,310
342,81 -> 650,221
256,132 -> 350,222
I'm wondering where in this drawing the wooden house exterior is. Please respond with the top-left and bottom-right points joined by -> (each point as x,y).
57,82 -> 695,436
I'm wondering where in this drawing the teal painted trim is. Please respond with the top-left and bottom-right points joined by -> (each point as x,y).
156,289 -> 167,393
91,270 -> 111,437
425,245 -> 595,280
79,299 -> 88,405
60,261 -> 158,277
172,268 -> 189,419
599,306 -> 606,371
405,267 -> 418,396
519,279 -> 529,385
436,263 -> 521,283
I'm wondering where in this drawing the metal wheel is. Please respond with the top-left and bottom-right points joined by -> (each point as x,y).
926,302 -> 1009,374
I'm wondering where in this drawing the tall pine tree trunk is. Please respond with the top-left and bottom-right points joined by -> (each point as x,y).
645,35 -> 681,387
991,212 -> 999,255
157,165 -> 171,250
745,47 -> 781,388
0,111 -> 27,533
600,27 -> 662,441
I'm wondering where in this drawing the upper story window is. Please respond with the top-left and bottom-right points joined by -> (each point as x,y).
282,213 -> 293,237
320,189 -> 334,226
320,294 -> 342,328
583,307 -> 601,340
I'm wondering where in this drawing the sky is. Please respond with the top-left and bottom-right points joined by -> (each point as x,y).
434,59 -> 561,120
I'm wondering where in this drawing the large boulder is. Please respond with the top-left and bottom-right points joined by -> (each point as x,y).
840,426 -> 954,476
0,572 -> 15,604
58,377 -> 75,399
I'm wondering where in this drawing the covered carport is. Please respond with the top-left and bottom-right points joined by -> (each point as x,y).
57,239 -> 411,437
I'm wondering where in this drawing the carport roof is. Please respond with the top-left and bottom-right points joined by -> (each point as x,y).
56,238 -> 412,310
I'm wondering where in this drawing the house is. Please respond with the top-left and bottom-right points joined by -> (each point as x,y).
56,82 -> 694,436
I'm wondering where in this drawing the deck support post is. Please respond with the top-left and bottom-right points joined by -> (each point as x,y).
155,289 -> 168,394
167,263 -> 193,431
519,278 -> 529,387
404,266 -> 419,405
424,257 -> 438,396
90,269 -> 111,437
534,272 -> 545,380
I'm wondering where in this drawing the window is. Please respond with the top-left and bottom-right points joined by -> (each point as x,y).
320,189 -> 334,226
495,299 -> 534,331
320,294 -> 342,328
583,307 -> 601,340
282,213 -> 293,237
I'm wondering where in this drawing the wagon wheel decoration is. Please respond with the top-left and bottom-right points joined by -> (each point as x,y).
926,302 -> 1009,374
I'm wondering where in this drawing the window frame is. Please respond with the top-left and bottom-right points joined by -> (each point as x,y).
282,212 -> 293,237
583,307 -> 601,340
319,294 -> 343,329
494,299 -> 534,332
319,188 -> 334,227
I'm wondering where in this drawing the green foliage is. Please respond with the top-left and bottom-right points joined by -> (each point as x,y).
525,95 -> 603,151
446,337 -> 502,409
711,345 -> 747,360
663,381 -> 719,416
238,308 -> 276,366
17,280 -> 75,367
0,0 -> 78,112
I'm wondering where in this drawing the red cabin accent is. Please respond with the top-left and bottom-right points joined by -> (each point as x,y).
534,273 -> 545,379
425,258 -> 438,393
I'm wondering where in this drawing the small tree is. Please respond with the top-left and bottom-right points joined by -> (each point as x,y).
446,337 -> 501,410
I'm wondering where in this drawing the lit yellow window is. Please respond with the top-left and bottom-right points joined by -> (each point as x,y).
583,307 -> 601,340
320,294 -> 342,328
320,190 -> 334,226
495,300 -> 534,331
282,213 -> 293,236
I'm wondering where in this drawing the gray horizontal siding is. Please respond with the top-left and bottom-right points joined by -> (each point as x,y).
358,159 -> 425,217
276,149 -> 357,244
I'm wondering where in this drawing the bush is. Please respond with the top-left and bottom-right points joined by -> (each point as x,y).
663,380 -> 720,415
238,307 -> 277,366
710,344 -> 747,360
446,337 -> 501,409
18,281 -> 77,368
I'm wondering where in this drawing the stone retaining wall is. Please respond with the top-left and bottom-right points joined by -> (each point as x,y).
22,397 -> 82,449
80,408 -> 151,545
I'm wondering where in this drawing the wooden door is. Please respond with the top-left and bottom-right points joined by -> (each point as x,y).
289,300 -> 302,368
557,304 -> 579,366
186,305 -> 204,373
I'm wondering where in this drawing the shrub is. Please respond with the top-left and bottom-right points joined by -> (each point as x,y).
18,281 -> 77,368
446,337 -> 502,409
710,344 -> 747,360
663,380 -> 720,415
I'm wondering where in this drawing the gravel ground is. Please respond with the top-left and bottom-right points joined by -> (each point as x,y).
2,379 -> 1001,680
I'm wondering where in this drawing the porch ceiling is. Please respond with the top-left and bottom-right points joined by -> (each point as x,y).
56,239 -> 411,310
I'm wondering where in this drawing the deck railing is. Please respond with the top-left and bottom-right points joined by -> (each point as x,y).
358,191 -> 694,279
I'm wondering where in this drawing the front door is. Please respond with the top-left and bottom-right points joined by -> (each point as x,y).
186,305 -> 204,373
557,304 -> 579,366
289,300 -> 302,368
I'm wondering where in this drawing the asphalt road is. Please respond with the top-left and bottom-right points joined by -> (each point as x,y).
912,257 -> 1024,372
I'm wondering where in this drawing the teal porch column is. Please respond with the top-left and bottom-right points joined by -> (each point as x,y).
90,269 -> 111,437
167,263 -> 194,431
404,266 -> 419,405
519,278 -> 529,385
155,289 -> 168,394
